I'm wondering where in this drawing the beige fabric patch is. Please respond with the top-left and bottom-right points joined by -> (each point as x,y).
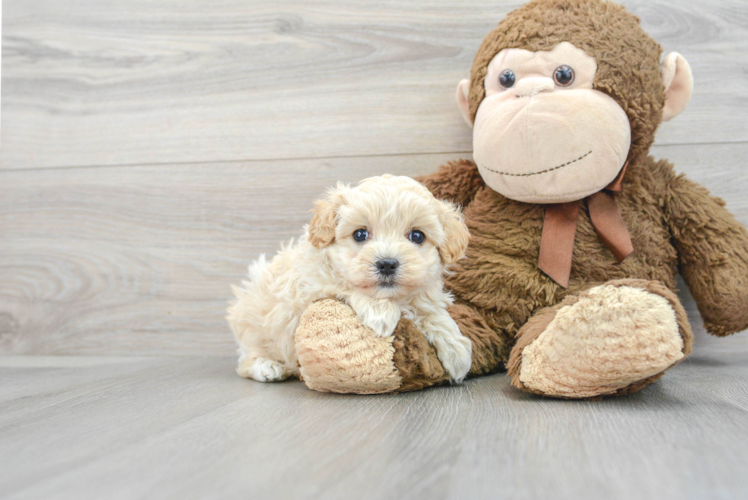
296,299 -> 402,394
660,52 -> 693,122
472,42 -> 631,204
519,285 -> 684,398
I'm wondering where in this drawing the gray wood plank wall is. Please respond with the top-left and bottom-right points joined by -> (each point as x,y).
2,0 -> 747,356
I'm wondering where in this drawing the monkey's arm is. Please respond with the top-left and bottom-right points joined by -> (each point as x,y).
415,159 -> 485,208
664,165 -> 748,336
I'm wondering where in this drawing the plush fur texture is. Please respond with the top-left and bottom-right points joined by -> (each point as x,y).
294,0 -> 748,398
512,281 -> 688,398
470,41 -> 632,203
404,0 -> 748,397
391,318 -> 451,392
296,298 -> 403,394
468,0 -> 664,164
296,298 -> 451,394
414,152 -> 748,396
228,175 -> 473,383
506,279 -> 693,397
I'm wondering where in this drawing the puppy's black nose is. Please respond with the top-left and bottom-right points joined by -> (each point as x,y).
376,259 -> 399,277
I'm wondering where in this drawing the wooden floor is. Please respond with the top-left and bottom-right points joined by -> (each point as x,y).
2,0 -> 748,498
2,335 -> 748,500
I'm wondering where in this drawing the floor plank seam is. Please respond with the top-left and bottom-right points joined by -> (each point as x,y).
1,140 -> 745,173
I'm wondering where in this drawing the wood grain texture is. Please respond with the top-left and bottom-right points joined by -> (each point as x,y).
0,349 -> 747,500
0,152 -> 463,355
2,2 -> 747,497
1,144 -> 747,356
2,0 -> 747,170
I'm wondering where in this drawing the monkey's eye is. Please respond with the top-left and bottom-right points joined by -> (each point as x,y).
352,228 -> 368,242
499,69 -> 516,89
553,65 -> 575,87
408,230 -> 425,245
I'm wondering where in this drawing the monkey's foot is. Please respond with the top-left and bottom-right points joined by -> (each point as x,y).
507,279 -> 693,399
295,299 -> 449,394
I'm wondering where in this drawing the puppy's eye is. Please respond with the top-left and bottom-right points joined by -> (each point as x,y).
352,228 -> 368,242
408,230 -> 425,244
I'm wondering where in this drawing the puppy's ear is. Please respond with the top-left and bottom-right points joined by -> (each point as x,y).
308,184 -> 347,248
438,200 -> 470,264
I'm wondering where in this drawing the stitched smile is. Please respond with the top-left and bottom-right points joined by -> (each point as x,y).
482,150 -> 593,177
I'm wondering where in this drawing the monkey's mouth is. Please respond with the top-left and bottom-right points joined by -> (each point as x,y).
482,150 -> 593,177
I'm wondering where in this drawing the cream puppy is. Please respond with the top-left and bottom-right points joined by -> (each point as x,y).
227,175 -> 472,384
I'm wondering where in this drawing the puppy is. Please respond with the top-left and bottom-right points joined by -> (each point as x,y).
227,175 -> 472,384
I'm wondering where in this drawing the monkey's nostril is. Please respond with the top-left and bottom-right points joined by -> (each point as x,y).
376,259 -> 399,277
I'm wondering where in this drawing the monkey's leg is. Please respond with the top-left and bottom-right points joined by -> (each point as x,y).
295,298 -> 510,394
507,279 -> 693,399
448,300 -> 512,377
295,299 -> 449,394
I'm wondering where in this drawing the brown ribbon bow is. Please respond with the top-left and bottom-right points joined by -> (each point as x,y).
537,162 -> 633,288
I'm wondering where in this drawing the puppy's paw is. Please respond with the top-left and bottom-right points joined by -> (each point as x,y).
349,295 -> 401,338
361,310 -> 400,338
237,357 -> 290,382
433,335 -> 472,384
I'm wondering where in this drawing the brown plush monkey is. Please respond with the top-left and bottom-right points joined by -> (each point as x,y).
294,0 -> 748,398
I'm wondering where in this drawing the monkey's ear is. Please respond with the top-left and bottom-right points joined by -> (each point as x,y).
308,185 -> 346,248
455,79 -> 473,128
661,52 -> 693,122
438,200 -> 470,264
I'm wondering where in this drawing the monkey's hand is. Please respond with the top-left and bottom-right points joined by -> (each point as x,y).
415,159 -> 485,209
665,164 -> 748,336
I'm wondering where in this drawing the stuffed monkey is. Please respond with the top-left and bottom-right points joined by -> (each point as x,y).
294,0 -> 748,398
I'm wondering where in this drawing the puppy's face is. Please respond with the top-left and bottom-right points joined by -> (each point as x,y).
308,175 -> 470,300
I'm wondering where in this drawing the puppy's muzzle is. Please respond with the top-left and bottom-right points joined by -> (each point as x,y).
376,258 -> 399,277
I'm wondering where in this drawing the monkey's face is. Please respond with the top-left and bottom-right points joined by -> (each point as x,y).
470,42 -> 631,204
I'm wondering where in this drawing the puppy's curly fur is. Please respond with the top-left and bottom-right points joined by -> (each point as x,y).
227,175 -> 472,383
